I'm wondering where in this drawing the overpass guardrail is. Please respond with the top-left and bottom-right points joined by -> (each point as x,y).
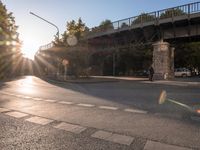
39,2 -> 200,50
87,1 -> 200,37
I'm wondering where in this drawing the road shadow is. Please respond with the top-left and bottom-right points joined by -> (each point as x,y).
39,76 -> 200,123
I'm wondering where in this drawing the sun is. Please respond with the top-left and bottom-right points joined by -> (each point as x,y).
22,52 -> 35,60
21,38 -> 40,60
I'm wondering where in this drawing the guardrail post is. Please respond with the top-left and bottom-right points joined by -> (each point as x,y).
118,21 -> 119,29
188,3 -> 190,14
188,3 -> 190,19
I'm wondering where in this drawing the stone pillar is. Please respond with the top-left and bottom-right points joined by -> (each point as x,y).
152,41 -> 174,80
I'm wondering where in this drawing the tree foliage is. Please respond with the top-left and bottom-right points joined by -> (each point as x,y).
0,1 -> 21,79
99,19 -> 113,29
132,13 -> 155,25
175,42 -> 200,71
120,22 -> 129,28
54,18 -> 88,47
160,8 -> 186,19
48,18 -> 90,77
91,19 -> 113,32
66,18 -> 87,40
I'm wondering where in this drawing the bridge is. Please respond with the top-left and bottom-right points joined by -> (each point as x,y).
86,2 -> 200,79
87,1 -> 200,42
37,2 -> 200,79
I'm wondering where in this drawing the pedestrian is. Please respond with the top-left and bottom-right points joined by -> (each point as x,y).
149,66 -> 154,81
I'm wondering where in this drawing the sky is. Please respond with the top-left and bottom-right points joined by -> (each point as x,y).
1,0 -> 198,59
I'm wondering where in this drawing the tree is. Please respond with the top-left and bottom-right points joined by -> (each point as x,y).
0,1 -> 21,79
120,22 -> 129,28
175,42 -> 200,72
99,19 -> 113,31
66,18 -> 86,40
131,13 -> 155,25
50,18 -> 90,77
160,8 -> 186,19
56,18 -> 88,47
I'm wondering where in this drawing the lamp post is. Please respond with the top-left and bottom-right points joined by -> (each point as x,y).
29,12 -> 59,39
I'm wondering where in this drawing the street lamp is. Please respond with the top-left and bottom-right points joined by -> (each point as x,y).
30,12 -> 59,39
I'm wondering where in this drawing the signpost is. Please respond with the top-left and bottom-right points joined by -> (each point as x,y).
62,59 -> 69,80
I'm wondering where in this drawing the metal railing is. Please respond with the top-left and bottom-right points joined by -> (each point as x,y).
39,2 -> 200,49
88,1 -> 200,37
39,42 -> 54,51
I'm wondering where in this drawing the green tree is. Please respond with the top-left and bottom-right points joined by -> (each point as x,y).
175,42 -> 200,72
131,13 -> 155,25
99,19 -> 113,31
55,18 -> 88,47
91,19 -> 114,33
66,18 -> 86,40
120,22 -> 129,28
160,8 -> 186,19
0,1 -> 21,79
50,18 -> 90,77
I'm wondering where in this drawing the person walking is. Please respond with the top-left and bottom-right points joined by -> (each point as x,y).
149,66 -> 154,81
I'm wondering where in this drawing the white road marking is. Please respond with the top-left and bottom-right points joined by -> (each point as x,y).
15,95 -> 24,98
54,122 -> 86,134
43,99 -> 57,103
58,101 -> 73,105
0,108 -> 10,113
26,116 -> 54,125
99,106 -> 118,110
144,140 -> 192,150
77,103 -> 95,107
91,130 -> 134,146
124,108 -> 147,114
23,96 -> 32,99
32,97 -> 43,101
5,111 -> 28,118
9,93 -> 15,96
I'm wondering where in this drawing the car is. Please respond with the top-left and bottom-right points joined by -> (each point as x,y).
174,68 -> 191,77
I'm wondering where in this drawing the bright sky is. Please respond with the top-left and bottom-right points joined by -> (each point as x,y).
1,0 -> 197,59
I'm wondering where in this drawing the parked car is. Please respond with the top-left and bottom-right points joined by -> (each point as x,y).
174,68 -> 191,77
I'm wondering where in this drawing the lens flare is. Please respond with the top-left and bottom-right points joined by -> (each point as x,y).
158,90 -> 167,104
67,35 -> 78,46
196,109 -> 200,114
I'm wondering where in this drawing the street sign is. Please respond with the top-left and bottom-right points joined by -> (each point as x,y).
62,59 -> 69,66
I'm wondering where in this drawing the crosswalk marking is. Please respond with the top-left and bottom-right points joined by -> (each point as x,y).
5,111 -> 28,118
26,116 -> 54,125
91,130 -> 134,146
0,108 -> 10,113
144,140 -> 192,150
54,122 -> 86,134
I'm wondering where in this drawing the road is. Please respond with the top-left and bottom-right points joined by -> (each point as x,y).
0,76 -> 200,150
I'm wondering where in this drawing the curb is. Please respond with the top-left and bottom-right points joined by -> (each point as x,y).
44,77 -> 119,84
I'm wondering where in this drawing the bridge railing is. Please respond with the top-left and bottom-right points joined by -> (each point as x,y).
88,1 -> 200,37
39,42 -> 54,51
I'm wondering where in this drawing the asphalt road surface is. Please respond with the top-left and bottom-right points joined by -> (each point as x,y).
0,76 -> 200,150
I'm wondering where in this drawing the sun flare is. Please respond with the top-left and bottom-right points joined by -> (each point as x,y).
21,38 -> 40,60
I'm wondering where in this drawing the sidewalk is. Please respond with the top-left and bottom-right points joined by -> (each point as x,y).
92,76 -> 200,87
45,75 -> 200,87
45,75 -> 118,84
